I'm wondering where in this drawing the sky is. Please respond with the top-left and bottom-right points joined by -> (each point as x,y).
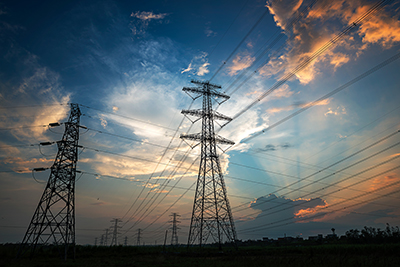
1,0 -> 400,246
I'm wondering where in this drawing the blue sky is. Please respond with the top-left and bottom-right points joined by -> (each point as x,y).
1,0 -> 400,245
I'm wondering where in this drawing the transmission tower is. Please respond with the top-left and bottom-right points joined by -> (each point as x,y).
104,229 -> 109,246
169,213 -> 180,246
18,103 -> 82,260
181,80 -> 237,248
109,218 -> 122,246
136,229 -> 142,246
124,236 -> 128,246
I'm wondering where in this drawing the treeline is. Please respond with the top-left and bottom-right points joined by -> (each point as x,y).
344,224 -> 400,244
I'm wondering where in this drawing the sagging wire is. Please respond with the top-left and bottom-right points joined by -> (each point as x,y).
31,168 -> 48,184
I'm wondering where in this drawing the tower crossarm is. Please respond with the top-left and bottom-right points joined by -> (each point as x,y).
180,133 -> 235,145
191,79 -> 221,89
182,109 -> 232,121
182,87 -> 230,100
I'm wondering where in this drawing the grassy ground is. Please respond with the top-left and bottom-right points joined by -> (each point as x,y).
1,243 -> 400,267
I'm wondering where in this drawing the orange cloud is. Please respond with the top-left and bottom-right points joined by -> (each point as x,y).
264,0 -> 400,84
358,12 -> 400,48
228,54 -> 255,76
267,98 -> 331,114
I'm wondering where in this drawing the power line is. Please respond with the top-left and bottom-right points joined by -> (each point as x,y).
223,0 -> 391,126
239,178 -> 400,234
79,104 -> 177,132
236,157 -> 400,220
240,51 -> 400,142
231,131 -> 400,212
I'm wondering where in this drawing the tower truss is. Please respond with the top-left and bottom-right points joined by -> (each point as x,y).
181,80 -> 237,248
170,213 -> 180,246
18,103 -> 81,259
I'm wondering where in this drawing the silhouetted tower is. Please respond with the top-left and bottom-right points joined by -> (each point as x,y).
109,218 -> 122,246
18,103 -> 81,260
104,229 -> 109,246
124,236 -> 128,246
136,229 -> 142,246
169,213 -> 180,246
94,237 -> 98,246
181,80 -> 237,248
100,234 -> 104,246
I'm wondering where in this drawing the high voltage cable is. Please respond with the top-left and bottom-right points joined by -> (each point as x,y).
81,146 -> 197,171
103,123 -> 397,230
82,114 -> 178,139
207,0 -> 250,59
78,104 -> 177,132
209,7 -> 270,81
121,131 -> 398,233
238,178 -> 400,234
249,104 -> 400,170
125,152 -> 199,232
241,51 -> 400,142
235,155 -> 400,218
223,0 -> 390,126
231,130 -> 400,212
135,127 -> 399,226
225,174 -> 400,206
223,0 -> 319,94
119,100 -> 196,225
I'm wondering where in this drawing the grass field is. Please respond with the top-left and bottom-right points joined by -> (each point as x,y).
1,243 -> 400,267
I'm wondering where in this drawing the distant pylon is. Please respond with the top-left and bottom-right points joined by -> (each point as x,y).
124,236 -> 128,246
104,229 -> 109,246
181,80 -> 237,248
94,237 -> 98,246
100,234 -> 104,246
136,229 -> 142,246
169,213 -> 180,246
18,103 -> 81,259
109,218 -> 122,246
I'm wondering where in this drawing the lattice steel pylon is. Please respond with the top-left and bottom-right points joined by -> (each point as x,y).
18,103 -> 81,260
169,213 -> 180,246
181,80 -> 237,249
109,218 -> 122,246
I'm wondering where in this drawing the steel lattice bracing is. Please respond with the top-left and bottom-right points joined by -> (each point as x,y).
181,80 -> 237,248
18,103 -> 81,260
170,213 -> 180,246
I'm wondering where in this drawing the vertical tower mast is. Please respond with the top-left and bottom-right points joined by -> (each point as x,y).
18,103 -> 81,259
170,212 -> 180,246
109,218 -> 122,246
181,80 -> 237,248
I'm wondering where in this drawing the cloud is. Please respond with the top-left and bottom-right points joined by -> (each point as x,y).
181,62 -> 193,73
197,62 -> 210,76
131,11 -> 168,21
262,0 -> 400,84
130,11 -> 169,36
181,52 -> 210,77
267,98 -> 331,115
324,105 -> 346,117
227,53 -> 256,76
256,143 -> 293,152
205,27 -> 217,37
236,194 -> 328,237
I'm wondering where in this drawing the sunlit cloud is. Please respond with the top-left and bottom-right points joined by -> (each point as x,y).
197,62 -> 210,76
267,98 -> 331,114
227,53 -> 256,76
263,0 -> 400,84
130,11 -> 169,36
181,52 -> 210,77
